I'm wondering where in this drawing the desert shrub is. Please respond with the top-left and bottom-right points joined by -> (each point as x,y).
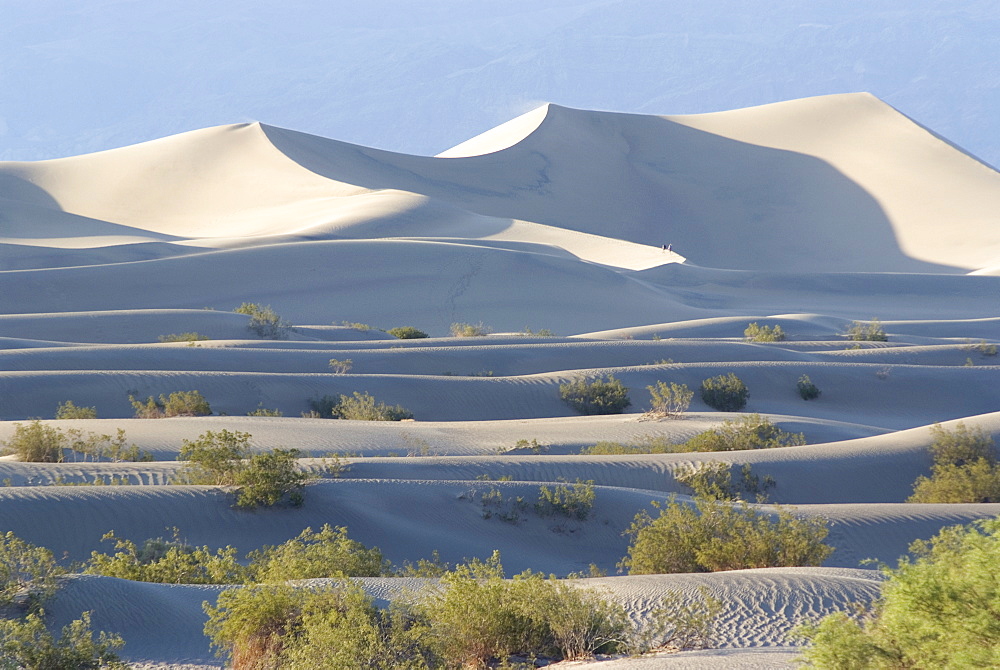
646,381 -> 693,418
341,321 -> 373,331
449,322 -> 491,337
158,332 -> 209,343
55,400 -> 97,420
619,497 -> 832,574
744,322 -> 786,342
177,429 -> 252,486
797,375 -> 821,400
795,516 -> 1000,669
963,339 -> 998,357
0,611 -> 128,669
844,318 -> 887,342
66,428 -> 152,463
85,531 -> 247,585
331,392 -> 413,421
204,584 -> 307,670
560,375 -> 631,415
328,358 -> 353,374
579,441 -> 646,455
233,448 -> 309,508
908,422 -> 1000,503
535,480 -> 596,520
248,525 -> 389,582
0,531 -> 62,610
2,420 -> 66,463
387,326 -> 428,339
699,373 -> 749,411
629,588 -> 723,654
681,414 -> 805,452
306,395 -> 339,418
235,302 -> 291,339
129,390 -> 210,418
247,406 -> 283,417
521,327 -> 555,337
673,462 -> 775,502
579,435 -> 684,455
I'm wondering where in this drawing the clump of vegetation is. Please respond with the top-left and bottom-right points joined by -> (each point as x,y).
308,392 -> 413,421
535,480 -> 597,520
962,339 -> 998,357
619,496 -> 832,574
235,302 -> 291,339
85,531 -> 246,585
387,326 -> 428,339
175,430 -> 311,508
908,422 -> 1000,503
158,332 -> 209,343
795,516 -> 1000,669
341,321 -> 373,331
844,318 -> 887,342
744,322 -> 786,342
55,400 -> 97,420
700,373 -> 749,411
66,428 -> 152,463
797,374 -> 821,400
129,390 -> 211,418
327,358 -> 353,374
248,525 -> 389,582
247,406 -> 283,417
673,462 -> 775,502
683,414 -> 806,452
450,322 -> 491,337
521,327 -> 555,336
0,531 -> 63,610
0,611 -> 129,669
560,375 -> 631,415
2,421 -> 66,462
646,381 -> 693,418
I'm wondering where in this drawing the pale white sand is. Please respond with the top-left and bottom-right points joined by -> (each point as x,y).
1,94 -> 999,666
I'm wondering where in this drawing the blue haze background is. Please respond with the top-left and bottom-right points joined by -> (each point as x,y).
2,0 -> 997,167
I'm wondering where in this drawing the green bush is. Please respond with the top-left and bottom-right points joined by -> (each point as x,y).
55,400 -> 97,420
796,516 -> 1000,669
248,525 -> 389,582
331,392 -> 414,421
646,381 -> 693,418
908,422 -> 1000,503
247,406 -> 283,417
744,322 -> 786,342
535,480 -> 596,520
327,358 -> 353,374
235,302 -> 291,339
844,319 -> 887,342
797,375 -> 821,400
560,375 -> 631,415
0,531 -> 62,610
129,390 -> 210,418
673,462 -> 775,502
619,497 -> 832,574
387,326 -> 428,340
699,373 -> 749,411
0,611 -> 128,669
2,421 -> 66,462
681,414 -> 805,452
66,428 -> 152,463
450,322 -> 491,337
158,332 -> 209,343
85,531 -> 247,585
177,429 -> 252,486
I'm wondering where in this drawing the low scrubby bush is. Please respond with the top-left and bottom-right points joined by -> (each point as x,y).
844,318 -> 887,342
248,525 -> 389,582
682,414 -> 806,452
2,421 -> 66,462
797,374 -> 821,400
55,400 -> 97,420
450,322 -> 491,337
331,392 -> 414,421
387,326 -> 428,339
796,516 -> 1000,669
158,332 -> 209,343
699,373 -> 749,411
0,611 -> 128,669
646,381 -> 693,418
130,390 -> 211,418
0,531 -> 62,610
560,375 -> 631,415
744,322 -> 786,342
619,496 -> 832,574
247,406 -> 283,417
673,462 -> 775,502
908,422 -> 1000,503
535,480 -> 596,520
235,302 -> 291,339
328,358 -> 353,374
85,531 -> 247,585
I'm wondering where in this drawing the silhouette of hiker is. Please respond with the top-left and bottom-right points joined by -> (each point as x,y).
666,243 -> 673,252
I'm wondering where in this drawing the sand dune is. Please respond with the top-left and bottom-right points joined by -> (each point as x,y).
1,96 -> 999,667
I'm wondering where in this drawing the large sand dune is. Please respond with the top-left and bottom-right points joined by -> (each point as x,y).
1,95 -> 998,667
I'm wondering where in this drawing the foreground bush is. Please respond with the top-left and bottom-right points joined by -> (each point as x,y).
0,611 -> 129,669
130,390 -> 211,418
619,497 -> 832,574
248,525 -> 388,582
646,381 -> 693,418
744,322 -> 785,342
55,400 -> 98,420
560,375 -> 631,415
235,302 -> 291,339
387,326 -> 429,339
796,516 -> 1000,669
682,414 -> 806,452
0,531 -> 62,610
699,373 -> 749,411
2,420 -> 66,462
85,531 -> 247,585
908,422 -> 1000,503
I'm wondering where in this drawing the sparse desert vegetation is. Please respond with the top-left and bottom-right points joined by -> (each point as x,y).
129,390 -> 211,418
560,374 -> 631,415
744,322 -> 786,342
699,373 -> 749,411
